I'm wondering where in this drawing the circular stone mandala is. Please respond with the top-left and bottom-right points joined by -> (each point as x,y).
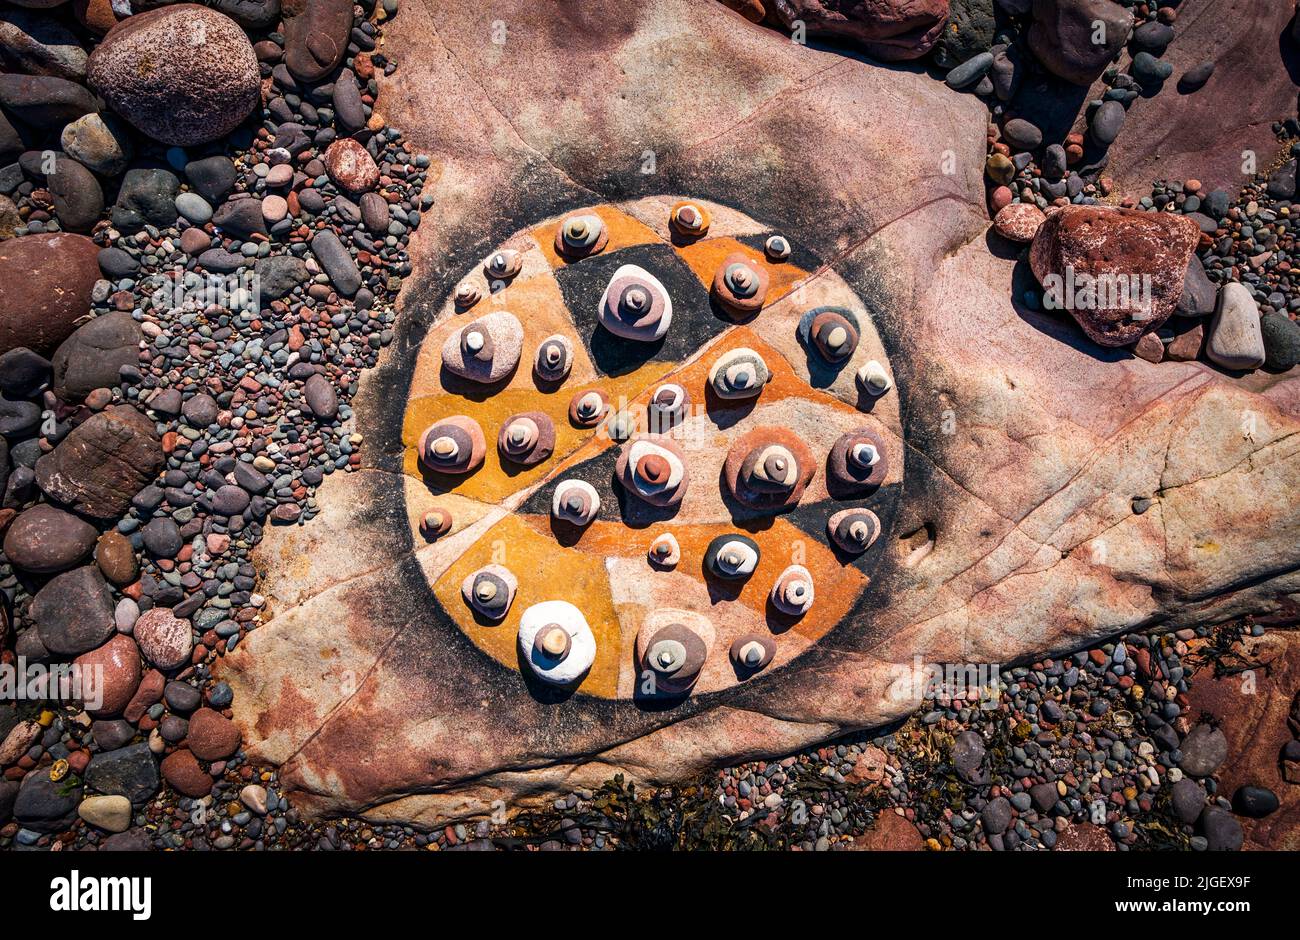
398,196 -> 904,701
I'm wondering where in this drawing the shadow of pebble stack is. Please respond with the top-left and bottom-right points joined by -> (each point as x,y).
0,0 -> 421,850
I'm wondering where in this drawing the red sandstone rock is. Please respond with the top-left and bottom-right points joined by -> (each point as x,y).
1054,822 -> 1115,850
186,707 -> 241,761
993,202 -> 1045,243
0,233 -> 101,356
767,0 -> 949,61
161,749 -> 212,797
718,0 -> 765,22
1029,205 -> 1200,346
1186,631 -> 1300,850
851,811 -> 926,850
323,138 -> 379,195
1027,0 -> 1132,86
73,634 -> 140,717
219,0 -> 1300,826
34,405 -> 165,520
1133,331 -> 1164,363
123,669 -> 165,724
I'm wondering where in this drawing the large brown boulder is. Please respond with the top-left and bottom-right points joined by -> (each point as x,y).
1029,206 -> 1201,347
86,5 -> 259,146
767,0 -> 949,61
282,0 -> 353,82
1027,0 -> 1132,86
35,405 -> 164,519
0,233 -> 101,356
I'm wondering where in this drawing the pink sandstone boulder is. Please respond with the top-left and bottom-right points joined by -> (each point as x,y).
219,0 -> 1300,828
86,5 -> 260,146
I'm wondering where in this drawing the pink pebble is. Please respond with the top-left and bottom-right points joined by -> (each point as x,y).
989,185 -> 1013,216
262,195 -> 289,224
266,164 -> 294,187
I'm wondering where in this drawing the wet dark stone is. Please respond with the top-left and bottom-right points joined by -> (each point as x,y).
31,565 -> 115,656
91,719 -> 137,751
98,246 -> 140,279
309,227 -> 361,296
1198,806 -> 1243,851
0,347 -> 50,399
112,168 -> 180,231
85,742 -> 159,805
51,311 -> 141,401
303,373 -> 338,420
141,516 -> 182,558
0,73 -> 96,129
184,155 -> 237,204
13,770 -> 81,832
0,394 -> 40,439
213,197 -> 267,240
1232,785 -> 1279,819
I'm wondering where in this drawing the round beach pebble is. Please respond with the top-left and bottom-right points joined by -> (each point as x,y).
95,529 -> 138,586
78,794 -> 132,832
440,311 -> 523,384
517,600 -> 597,687
160,749 -> 211,797
133,606 -> 193,670
61,112 -> 133,176
323,138 -> 379,195
86,5 -> 260,147
186,707 -> 240,761
994,202 -> 1046,243
262,194 -> 288,223
2,504 -> 97,574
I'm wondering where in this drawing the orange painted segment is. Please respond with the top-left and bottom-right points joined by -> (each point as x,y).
517,515 -> 868,651
433,513 -> 623,698
672,235 -> 809,308
402,361 -> 676,503
531,204 -> 662,268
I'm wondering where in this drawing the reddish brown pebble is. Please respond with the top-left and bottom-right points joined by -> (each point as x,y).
186,707 -> 241,761
161,749 -> 212,798
1133,331 -> 1164,363
323,138 -> 379,195
1166,323 -> 1204,361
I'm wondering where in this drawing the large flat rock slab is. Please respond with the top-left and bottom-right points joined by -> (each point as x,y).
221,0 -> 1300,824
